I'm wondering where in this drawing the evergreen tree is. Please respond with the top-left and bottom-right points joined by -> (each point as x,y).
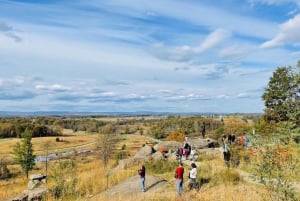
262,66 -> 299,124
13,129 -> 35,178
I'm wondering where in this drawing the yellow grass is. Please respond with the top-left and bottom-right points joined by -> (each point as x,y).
0,134 -> 98,156
1,132 -> 299,201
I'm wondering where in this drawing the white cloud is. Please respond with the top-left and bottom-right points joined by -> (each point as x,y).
248,0 -> 300,6
0,76 -> 28,89
261,14 -> 300,48
219,45 -> 253,60
35,84 -> 70,92
151,29 -> 231,61
99,0 -> 277,39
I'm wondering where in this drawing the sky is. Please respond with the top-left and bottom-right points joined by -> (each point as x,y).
0,0 -> 300,113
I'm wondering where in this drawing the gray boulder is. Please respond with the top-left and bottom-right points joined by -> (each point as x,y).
152,151 -> 164,161
117,158 -> 135,169
23,187 -> 48,201
133,145 -> 153,160
153,141 -> 183,152
187,138 -> 218,149
167,153 -> 178,163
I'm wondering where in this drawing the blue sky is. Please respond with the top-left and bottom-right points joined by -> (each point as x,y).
1,0 -> 300,113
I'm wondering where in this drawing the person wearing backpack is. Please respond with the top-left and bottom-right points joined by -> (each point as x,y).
175,162 -> 184,196
184,142 -> 190,160
222,136 -> 230,167
178,147 -> 183,163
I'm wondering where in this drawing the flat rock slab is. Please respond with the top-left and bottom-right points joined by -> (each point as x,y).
105,175 -> 168,196
89,175 -> 168,200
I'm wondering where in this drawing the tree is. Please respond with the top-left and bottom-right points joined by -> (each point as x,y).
282,63 -> 300,128
97,123 -> 117,167
12,130 -> 35,179
42,140 -> 52,181
262,66 -> 299,124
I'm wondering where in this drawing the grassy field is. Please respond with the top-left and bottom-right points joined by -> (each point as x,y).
0,117 -> 299,201
0,129 -> 98,156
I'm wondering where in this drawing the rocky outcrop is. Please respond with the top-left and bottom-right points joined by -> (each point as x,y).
153,141 -> 183,153
133,145 -> 154,161
187,138 -> 218,149
9,174 -> 48,201
152,151 -> 164,160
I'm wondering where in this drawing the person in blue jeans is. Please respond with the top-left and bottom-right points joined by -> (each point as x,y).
138,165 -> 146,192
175,163 -> 184,195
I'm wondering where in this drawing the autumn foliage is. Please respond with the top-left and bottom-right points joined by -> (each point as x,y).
167,131 -> 185,142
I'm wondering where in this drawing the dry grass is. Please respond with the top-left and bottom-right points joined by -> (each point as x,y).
1,132 -> 299,201
0,133 -> 98,156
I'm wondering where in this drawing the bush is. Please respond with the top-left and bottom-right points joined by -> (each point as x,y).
218,169 -> 240,185
0,159 -> 11,179
251,138 -> 299,201
114,152 -> 123,162
144,160 -> 178,174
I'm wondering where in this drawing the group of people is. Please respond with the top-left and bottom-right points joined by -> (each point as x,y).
138,162 -> 198,196
176,142 -> 196,162
174,162 -> 198,196
222,132 -> 250,167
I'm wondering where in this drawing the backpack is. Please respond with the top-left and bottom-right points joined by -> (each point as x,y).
179,148 -> 183,155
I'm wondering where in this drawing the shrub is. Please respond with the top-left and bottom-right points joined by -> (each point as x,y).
218,169 -> 240,185
50,156 -> 78,200
144,160 -> 178,174
251,136 -> 299,201
0,159 -> 11,179
167,131 -> 185,142
114,152 -> 123,162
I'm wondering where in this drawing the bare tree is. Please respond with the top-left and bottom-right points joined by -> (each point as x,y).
96,123 -> 117,167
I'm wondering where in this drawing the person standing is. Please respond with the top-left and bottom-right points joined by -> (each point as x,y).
175,163 -> 184,196
222,136 -> 230,167
183,142 -> 190,160
190,147 -> 196,161
176,147 -> 183,163
138,165 -> 146,192
201,123 -> 206,138
189,163 -> 197,184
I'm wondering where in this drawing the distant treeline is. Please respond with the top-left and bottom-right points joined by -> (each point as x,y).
0,115 -> 259,139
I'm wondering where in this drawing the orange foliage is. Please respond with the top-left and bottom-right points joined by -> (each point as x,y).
167,131 -> 185,142
224,116 -> 250,135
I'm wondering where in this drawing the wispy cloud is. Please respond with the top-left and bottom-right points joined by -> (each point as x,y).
35,84 -> 71,92
248,0 -> 300,6
151,29 -> 231,62
0,0 -> 299,113
0,21 -> 22,42
261,14 -> 300,48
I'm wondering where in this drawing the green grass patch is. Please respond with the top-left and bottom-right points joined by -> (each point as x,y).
144,160 -> 178,174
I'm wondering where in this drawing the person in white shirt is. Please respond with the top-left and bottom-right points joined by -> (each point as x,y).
190,148 -> 196,161
189,163 -> 197,184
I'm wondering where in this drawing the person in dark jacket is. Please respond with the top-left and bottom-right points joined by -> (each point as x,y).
138,165 -> 146,192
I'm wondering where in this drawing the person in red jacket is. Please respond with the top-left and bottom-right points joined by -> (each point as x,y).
175,162 -> 184,195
